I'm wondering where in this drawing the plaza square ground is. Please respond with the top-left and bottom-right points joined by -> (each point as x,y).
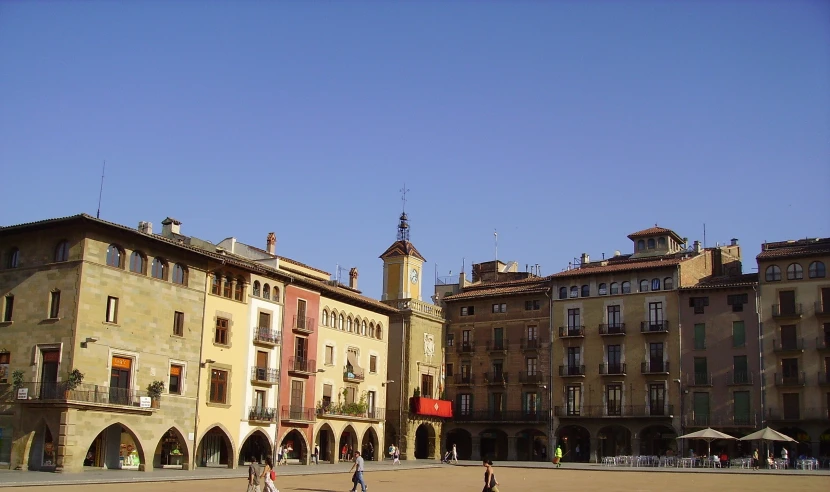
1,463 -> 828,492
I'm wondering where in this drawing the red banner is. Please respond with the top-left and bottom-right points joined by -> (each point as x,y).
410,397 -> 453,418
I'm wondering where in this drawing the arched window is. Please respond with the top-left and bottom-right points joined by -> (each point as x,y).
610,282 -> 619,295
7,247 -> 20,268
369,322 -> 375,338
253,281 -> 261,297
569,286 -> 578,298
339,314 -> 344,330
151,258 -> 167,280
361,321 -> 367,336
558,287 -> 567,299
263,284 -> 271,300
272,286 -> 280,302
637,240 -> 645,251
234,278 -> 244,301
658,237 -> 666,248
376,324 -> 383,340
639,279 -> 649,292
211,275 -> 221,295
786,263 -> 803,280
621,281 -> 631,294
581,285 -> 590,297
106,244 -> 123,268
647,238 -> 656,249
598,283 -> 607,295
322,310 -> 329,326
663,277 -> 674,290
172,264 -> 187,285
54,241 -> 69,262
765,265 -> 781,282
347,317 -> 353,332
129,251 -> 146,274
651,278 -> 661,291
809,261 -> 826,279
223,276 -> 232,298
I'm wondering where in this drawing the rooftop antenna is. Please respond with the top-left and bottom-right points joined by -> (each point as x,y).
494,229 -> 498,281
397,184 -> 411,242
96,160 -> 106,218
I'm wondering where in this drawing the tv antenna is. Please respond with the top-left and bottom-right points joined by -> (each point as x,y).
96,160 -> 106,219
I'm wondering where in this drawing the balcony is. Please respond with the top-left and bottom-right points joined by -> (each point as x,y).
767,407 -> 828,421
13,381 -> 158,411
486,339 -> 509,354
559,326 -> 585,338
520,338 -> 542,351
687,372 -> 712,387
292,315 -> 315,334
727,371 -> 754,386
554,405 -> 674,418
343,365 -> 364,383
452,374 -> 475,386
598,363 -> 626,376
454,410 -> 549,423
248,406 -> 277,422
518,372 -> 545,384
288,356 -> 316,376
281,405 -> 316,423
641,361 -> 670,374
317,401 -> 385,421
773,372 -> 805,386
772,303 -> 802,319
816,301 -> 830,316
599,323 -> 626,336
252,327 -> 280,346
456,342 -> 475,354
684,413 -> 758,427
483,371 -> 509,385
817,337 -> 830,351
250,367 -> 279,385
410,397 -> 453,418
559,365 -> 586,377
640,321 -> 669,334
772,338 -> 805,352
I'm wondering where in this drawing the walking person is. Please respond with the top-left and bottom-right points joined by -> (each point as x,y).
482,459 -> 500,492
260,457 -> 277,492
348,450 -> 367,492
752,448 -> 759,470
393,445 -> 401,465
312,443 -> 319,465
451,443 -> 458,464
554,445 -> 563,468
247,458 -> 261,492
276,445 -> 283,466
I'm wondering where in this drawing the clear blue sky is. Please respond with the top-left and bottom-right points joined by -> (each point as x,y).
1,1 -> 828,299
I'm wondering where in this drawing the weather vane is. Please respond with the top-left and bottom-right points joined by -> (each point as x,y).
400,184 -> 410,213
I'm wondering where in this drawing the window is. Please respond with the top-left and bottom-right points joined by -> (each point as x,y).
527,325 -> 538,341
215,317 -> 229,345
606,384 -> 622,416
272,286 -> 280,302
606,344 -> 621,369
525,300 -> 541,310
0,352 -> 9,383
651,278 -> 660,291
524,392 -> 539,415
234,278 -> 244,301
607,305 -> 621,328
209,369 -> 228,404
732,321 -> 745,348
663,277 -> 674,290
3,295 -> 13,322
786,263 -> 803,280
566,347 -> 580,372
421,374 -> 434,398
322,310 -> 329,326
637,240 -> 645,251
172,264 -> 187,285
569,286 -> 578,298
105,244 -> 122,268
581,285 -> 590,297
49,290 -> 60,319
733,391 -> 751,424
621,281 -> 631,294
598,283 -> 607,295
325,346 -> 334,365
558,287 -> 567,299
5,248 -> 20,269
54,241 -> 69,262
639,279 -> 649,292
765,265 -> 781,282
526,357 -> 538,375
223,277 -> 232,298
211,275 -> 220,295
690,296 -> 709,314
647,238 -> 655,249
648,302 -> 664,326
461,306 -> 475,316
376,324 -> 383,340
658,237 -> 666,248
361,321 -> 367,335
253,281 -> 261,297
809,261 -> 826,279
567,308 -> 581,329
492,303 -> 507,313
459,394 -> 472,415
130,251 -> 146,274
727,294 -> 748,312
347,317 -> 353,332
263,284 -> 271,300
610,282 -> 619,295
105,296 -> 118,323
339,314 -> 344,330
446,363 -> 454,377
151,258 -> 167,280
370,355 -> 377,373
694,323 -> 705,350
446,333 -> 454,347
173,311 -> 184,336
649,383 -> 665,415
169,365 -> 183,395
733,356 -> 749,384
566,385 -> 581,416
369,322 -> 376,338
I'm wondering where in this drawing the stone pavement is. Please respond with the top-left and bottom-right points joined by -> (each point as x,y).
0,460 -> 827,487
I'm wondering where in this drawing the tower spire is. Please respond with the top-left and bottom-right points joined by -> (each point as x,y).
397,184 -> 410,242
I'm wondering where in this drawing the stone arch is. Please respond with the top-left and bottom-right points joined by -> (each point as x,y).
153,426 -> 191,469
197,424 -> 236,468
637,424 -> 676,456
597,425 -> 632,458
445,428 -> 473,460
556,424 -> 590,462
360,426 -> 379,461
80,421 -> 148,471
415,423 -> 438,459
479,428 -> 507,461
819,428 -> 830,457
238,428 -> 272,465
279,428 -> 309,464
315,423 -> 336,463
25,418 -> 60,471
516,428 -> 547,461
338,424 -> 359,460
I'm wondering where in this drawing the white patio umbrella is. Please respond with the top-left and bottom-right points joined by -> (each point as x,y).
678,428 -> 737,457
739,427 -> 797,467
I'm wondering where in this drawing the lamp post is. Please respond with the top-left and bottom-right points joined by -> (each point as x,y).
675,379 -> 684,456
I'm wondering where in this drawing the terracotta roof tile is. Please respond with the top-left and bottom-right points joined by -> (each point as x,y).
277,255 -> 331,276
444,278 -> 550,301
627,226 -> 680,239
550,256 -> 687,279
379,240 -> 426,261
680,273 -> 759,290
756,238 -> 830,260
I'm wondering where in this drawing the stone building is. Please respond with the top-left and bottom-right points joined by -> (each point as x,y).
677,273 -> 761,453
757,237 -> 830,457
548,226 -> 741,463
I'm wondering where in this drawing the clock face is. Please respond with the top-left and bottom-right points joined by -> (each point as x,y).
409,268 -> 419,284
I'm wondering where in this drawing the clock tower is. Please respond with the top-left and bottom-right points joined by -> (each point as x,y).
380,211 -> 425,301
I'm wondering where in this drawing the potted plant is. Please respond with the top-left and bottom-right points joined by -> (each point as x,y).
413,387 -> 421,398
147,380 -> 164,408
65,369 -> 84,398
12,370 -> 24,390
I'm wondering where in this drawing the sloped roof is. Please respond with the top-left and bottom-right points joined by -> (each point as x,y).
550,256 -> 686,279
379,240 -> 426,261
680,273 -> 758,291
756,238 -> 830,260
627,226 -> 684,242
443,277 -> 550,301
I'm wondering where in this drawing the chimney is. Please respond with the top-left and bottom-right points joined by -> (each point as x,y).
693,240 -> 702,253
266,232 -> 276,255
137,221 -> 153,234
730,238 -> 739,246
161,217 -> 181,238
348,267 -> 358,289
580,253 -> 589,265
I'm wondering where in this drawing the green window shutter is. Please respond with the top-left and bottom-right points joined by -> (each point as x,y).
732,321 -> 746,348
694,323 -> 706,350
734,391 -> 750,423
521,393 -> 527,413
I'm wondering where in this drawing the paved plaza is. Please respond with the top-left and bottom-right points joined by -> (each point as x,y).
1,461 -> 828,491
